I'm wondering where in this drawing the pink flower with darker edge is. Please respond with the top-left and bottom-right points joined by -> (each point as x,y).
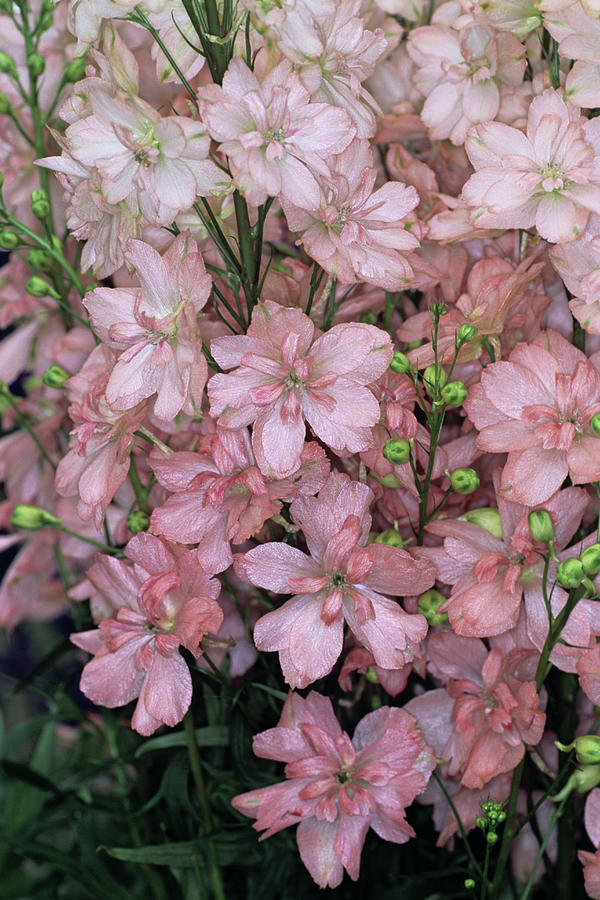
234,472 -> 436,687
580,789 -> 600,899
232,691 -> 435,889
71,534 -> 222,735
465,329 -> 600,505
208,301 -> 393,478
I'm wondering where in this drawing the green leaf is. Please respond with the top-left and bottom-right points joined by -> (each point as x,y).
104,837 -> 250,869
135,725 -> 229,758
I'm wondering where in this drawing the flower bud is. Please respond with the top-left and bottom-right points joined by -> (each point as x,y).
440,380 -> 467,407
556,735 -> 600,765
459,508 -> 503,539
464,879 -> 475,890
556,558 -> 584,588
372,472 -> 402,488
553,764 -> 600,802
458,323 -> 477,343
449,467 -> 480,495
486,832 -> 499,845
27,248 -> 53,272
31,188 -> 50,219
418,589 -> 448,626
528,509 -> 555,545
26,276 -> 59,299
42,365 -> 69,389
591,413 -> 600,436
365,666 -> 378,684
581,544 -> 600,576
0,91 -> 11,115
0,229 -> 18,250
360,310 -> 377,325
389,351 -> 411,374
27,53 -> 45,77
0,51 -> 17,78
475,817 -> 486,830
11,504 -> 61,530
63,56 -> 88,84
383,438 -> 411,465
423,364 -> 448,396
127,510 -> 150,533
373,529 -> 404,548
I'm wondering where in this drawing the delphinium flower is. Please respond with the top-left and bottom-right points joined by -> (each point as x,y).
207,300 -> 393,478
232,691 -> 435,888
580,788 -> 600,899
235,472 -> 436,687
71,533 -> 223,735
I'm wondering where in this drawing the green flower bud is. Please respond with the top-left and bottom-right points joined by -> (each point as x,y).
63,56 -> 88,84
464,879 -> 476,890
127,510 -> 150,533
591,413 -> 600,436
27,248 -> 53,272
556,736 -> 600,765
458,323 -> 478,343
0,229 -> 18,250
389,351 -> 411,374
26,276 -> 60,299
553,764 -> 600,802
373,529 -> 404,548
27,53 -> 45,77
365,666 -> 379,684
581,544 -> 600,577
360,310 -> 377,325
440,380 -> 468,407
371,472 -> 402,488
475,817 -> 486,830
459,508 -> 503,539
528,509 -> 555,545
382,438 -> 411,465
11,504 -> 61,530
418,589 -> 449,626
423,364 -> 448,396
449,467 -> 480,495
370,695 -> 382,710
0,91 -> 11,115
0,51 -> 17,78
556,558 -> 584,588
486,832 -> 499,845
42,365 -> 69,389
31,188 -> 50,220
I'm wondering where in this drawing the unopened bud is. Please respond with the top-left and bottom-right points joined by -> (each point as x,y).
63,56 -> 88,84
464,879 -> 476,890
42,365 -> 69,389
0,229 -> 18,250
581,544 -> 600,577
365,666 -> 379,684
372,472 -> 402,488
486,832 -> 499,845
0,51 -> 17,78
448,467 -> 480,495
127,510 -> 150,533
389,351 -> 411,374
11,504 -> 61,530
373,529 -> 404,548
440,380 -> 467,407
31,188 -> 50,220
423,364 -> 448,396
27,248 -> 53,272
556,558 -> 584,588
26,276 -> 59,299
418,589 -> 448,626
528,509 -> 555,545
556,735 -> 600,765
27,53 -> 45,77
0,91 -> 11,115
383,438 -> 411,465
458,323 -> 477,343
475,817 -> 486,830
591,413 -> 600,436
459,508 -> 503,539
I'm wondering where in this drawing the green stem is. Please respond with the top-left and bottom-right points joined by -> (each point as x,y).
432,772 -> 482,879
52,524 -> 123,556
480,837 -> 492,900
489,758 -> 524,900
520,796 -> 568,900
1,387 -> 56,469
128,457 -> 149,514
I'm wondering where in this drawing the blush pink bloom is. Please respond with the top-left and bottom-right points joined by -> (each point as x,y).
580,789 -> 600,899
84,234 -> 211,420
551,234 -> 600,334
465,330 -> 600,505
198,55 -> 355,209
408,632 -> 545,789
461,89 -> 600,243
208,301 -> 393,478
71,534 -> 222,736
232,691 -> 435,888
281,140 -> 420,289
149,426 -> 329,573
234,473 -> 436,687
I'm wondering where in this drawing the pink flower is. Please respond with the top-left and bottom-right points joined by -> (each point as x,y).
551,234 -> 600,334
281,140 -> 420,289
208,301 -> 393,478
465,330 -> 600,504
462,89 -> 600,242
580,789 -> 600,900
198,55 -> 355,209
232,691 -> 435,888
84,234 -> 211,420
71,534 -> 222,735
234,473 -> 436,687
149,425 -> 329,573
